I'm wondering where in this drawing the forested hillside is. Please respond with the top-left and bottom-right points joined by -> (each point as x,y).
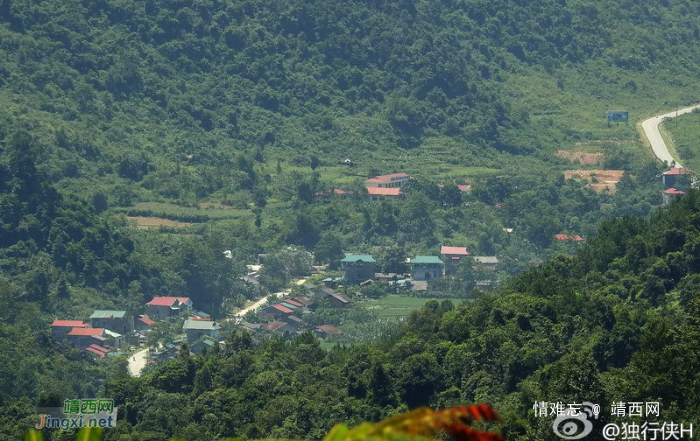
2,0 -> 700,203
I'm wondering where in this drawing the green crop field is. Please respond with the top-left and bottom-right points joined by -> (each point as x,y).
365,295 -> 471,320
114,201 -> 253,223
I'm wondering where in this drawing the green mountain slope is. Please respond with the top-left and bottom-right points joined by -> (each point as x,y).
2,0 -> 700,203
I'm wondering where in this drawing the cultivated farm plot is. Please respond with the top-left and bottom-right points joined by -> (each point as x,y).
127,216 -> 193,229
367,295 -> 443,319
117,201 -> 253,223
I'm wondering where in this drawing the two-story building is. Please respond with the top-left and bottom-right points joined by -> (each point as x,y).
662,167 -> 692,188
146,297 -> 193,320
440,246 -> 472,275
66,327 -> 106,349
364,173 -> 413,201
340,254 -> 376,284
364,173 -> 412,189
89,310 -> 130,334
410,256 -> 444,281
183,319 -> 220,343
51,320 -> 89,341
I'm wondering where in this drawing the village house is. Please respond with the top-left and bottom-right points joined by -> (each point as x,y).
314,286 -> 351,308
66,327 -> 106,349
258,304 -> 294,319
553,234 -> 585,243
440,246 -> 472,275
104,329 -> 124,348
146,296 -> 193,320
265,321 -> 297,334
282,314 -> 305,330
51,320 -> 88,340
325,290 -> 351,308
473,256 -> 499,272
364,173 -> 413,201
410,256 -> 444,281
340,254 -> 376,284
191,336 -> 218,355
83,344 -> 110,358
663,188 -> 686,205
366,187 -> 402,201
662,168 -> 692,188
315,324 -> 343,339
183,319 -> 220,343
364,172 -> 412,189
134,315 -> 155,331
239,321 -> 263,332
89,310 -> 130,334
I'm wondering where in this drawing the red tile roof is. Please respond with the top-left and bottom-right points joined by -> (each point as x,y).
147,296 -> 191,306
84,347 -> 107,356
88,344 -> 109,353
457,185 -> 471,192
284,299 -> 304,308
664,168 -> 692,175
272,304 -> 293,314
366,187 -> 401,196
664,188 -> 686,195
554,234 -> 584,241
138,316 -> 155,325
441,246 -> 471,256
67,328 -> 105,336
52,320 -> 88,327
365,173 -> 411,183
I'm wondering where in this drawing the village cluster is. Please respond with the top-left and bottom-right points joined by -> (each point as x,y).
48,243 -> 500,366
48,168 -> 691,367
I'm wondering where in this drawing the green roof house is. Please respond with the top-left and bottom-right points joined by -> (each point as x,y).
89,310 -> 130,334
411,256 -> 444,281
183,319 -> 221,343
340,255 -> 376,285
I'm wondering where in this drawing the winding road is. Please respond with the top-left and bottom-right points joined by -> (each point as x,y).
640,104 -> 700,167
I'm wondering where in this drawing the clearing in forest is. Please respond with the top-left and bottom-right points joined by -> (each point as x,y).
563,169 -> 625,194
127,216 -> 193,229
555,150 -> 604,165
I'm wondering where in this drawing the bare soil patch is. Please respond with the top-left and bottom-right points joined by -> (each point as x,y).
564,170 -> 625,194
556,150 -> 604,165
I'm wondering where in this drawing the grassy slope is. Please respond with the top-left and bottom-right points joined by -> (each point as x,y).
665,109 -> 700,171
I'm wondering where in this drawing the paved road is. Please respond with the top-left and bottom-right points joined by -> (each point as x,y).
128,348 -> 149,377
641,104 -> 700,167
232,277 -> 308,319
